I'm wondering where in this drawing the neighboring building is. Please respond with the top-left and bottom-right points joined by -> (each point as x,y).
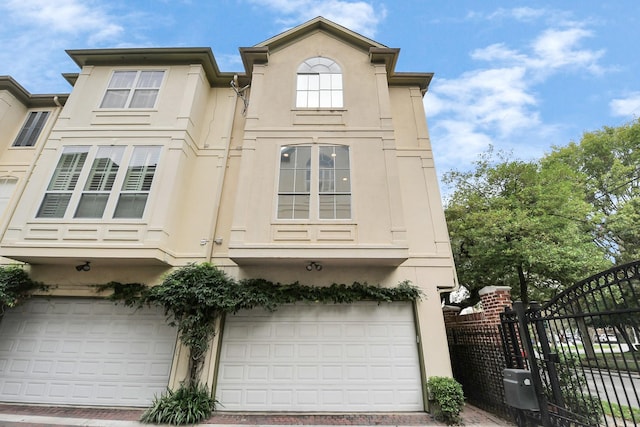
0,17 -> 458,412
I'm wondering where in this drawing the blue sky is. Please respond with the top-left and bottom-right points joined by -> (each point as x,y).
1,0 -> 639,189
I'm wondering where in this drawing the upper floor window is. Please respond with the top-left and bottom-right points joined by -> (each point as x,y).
296,58 -> 343,108
0,177 -> 18,218
100,70 -> 164,109
277,145 -> 351,220
37,145 -> 160,219
12,111 -> 50,147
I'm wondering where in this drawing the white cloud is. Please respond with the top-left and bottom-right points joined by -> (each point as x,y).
610,92 -> 640,118
428,12 -> 607,175
471,26 -> 604,78
4,0 -> 123,43
246,0 -> 384,37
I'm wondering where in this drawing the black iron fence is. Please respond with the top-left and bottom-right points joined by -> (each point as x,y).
501,261 -> 640,426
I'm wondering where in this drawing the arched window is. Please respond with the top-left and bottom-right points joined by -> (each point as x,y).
296,57 -> 343,108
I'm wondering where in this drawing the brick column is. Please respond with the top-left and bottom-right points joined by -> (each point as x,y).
478,286 -> 512,325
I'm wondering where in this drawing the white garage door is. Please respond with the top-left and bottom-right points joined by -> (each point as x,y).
216,302 -> 423,411
0,298 -> 177,407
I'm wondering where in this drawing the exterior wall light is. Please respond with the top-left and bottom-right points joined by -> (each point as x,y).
306,261 -> 322,271
75,261 -> 91,272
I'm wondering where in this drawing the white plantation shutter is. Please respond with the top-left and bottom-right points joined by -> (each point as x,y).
75,147 -> 124,218
37,147 -> 89,218
114,146 -> 160,218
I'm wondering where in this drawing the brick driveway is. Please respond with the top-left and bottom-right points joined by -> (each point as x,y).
0,403 -> 515,426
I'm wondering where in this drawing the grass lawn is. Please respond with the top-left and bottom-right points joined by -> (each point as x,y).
602,401 -> 640,422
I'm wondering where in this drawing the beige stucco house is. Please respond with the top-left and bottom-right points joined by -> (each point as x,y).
0,17 -> 457,412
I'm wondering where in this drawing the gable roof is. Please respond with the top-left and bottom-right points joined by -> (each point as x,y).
240,16 -> 433,94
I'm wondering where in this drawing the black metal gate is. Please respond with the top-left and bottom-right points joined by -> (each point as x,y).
500,261 -> 640,426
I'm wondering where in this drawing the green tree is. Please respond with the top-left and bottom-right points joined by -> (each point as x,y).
444,149 -> 611,306
547,118 -> 640,263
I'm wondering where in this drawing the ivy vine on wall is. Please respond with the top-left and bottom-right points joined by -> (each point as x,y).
0,265 -> 46,317
97,262 -> 422,386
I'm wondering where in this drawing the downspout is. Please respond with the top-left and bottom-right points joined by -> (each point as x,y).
200,81 -> 247,392
206,84 -> 244,262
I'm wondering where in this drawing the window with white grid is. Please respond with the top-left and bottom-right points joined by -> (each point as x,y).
277,145 -> 350,220
296,58 -> 343,108
100,70 -> 164,109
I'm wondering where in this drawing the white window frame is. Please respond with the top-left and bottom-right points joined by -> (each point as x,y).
12,111 -> 50,147
36,145 -> 161,220
296,58 -> 343,108
0,177 -> 18,219
277,144 -> 351,220
100,70 -> 165,109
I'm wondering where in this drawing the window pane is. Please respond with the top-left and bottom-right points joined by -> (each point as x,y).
84,146 -> 124,191
319,169 -> 335,193
294,146 -> 311,169
307,75 -> 320,90
47,148 -> 89,191
296,91 -> 308,108
277,195 -> 294,219
319,91 -> 332,108
319,194 -> 351,219
100,90 -> 129,108
137,71 -> 164,88
278,169 -> 295,192
37,194 -> 71,218
292,195 -> 309,219
319,195 -> 335,219
129,89 -> 159,108
75,194 -> 109,218
108,71 -> 136,88
335,194 -> 351,219
332,74 -> 343,90
297,75 -> 308,90
121,147 -> 160,191
335,170 -> 351,192
319,74 -> 332,90
113,193 -> 148,218
333,146 -> 350,167
278,195 -> 310,219
13,111 -> 49,147
307,92 -> 319,107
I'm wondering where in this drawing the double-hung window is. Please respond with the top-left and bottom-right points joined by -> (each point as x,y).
100,70 -> 164,109
277,145 -> 350,220
37,145 -> 161,219
12,111 -> 50,147
296,58 -> 343,108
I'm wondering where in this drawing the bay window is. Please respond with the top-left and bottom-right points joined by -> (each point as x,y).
37,145 -> 160,219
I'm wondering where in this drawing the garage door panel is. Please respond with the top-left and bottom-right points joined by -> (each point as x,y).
217,302 -> 423,411
0,298 -> 177,406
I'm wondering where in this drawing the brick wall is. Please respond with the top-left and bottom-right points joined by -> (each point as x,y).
443,286 -> 513,420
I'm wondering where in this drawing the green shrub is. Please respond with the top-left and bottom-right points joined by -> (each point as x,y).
427,376 -> 465,425
0,266 -> 44,313
140,382 -> 217,425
